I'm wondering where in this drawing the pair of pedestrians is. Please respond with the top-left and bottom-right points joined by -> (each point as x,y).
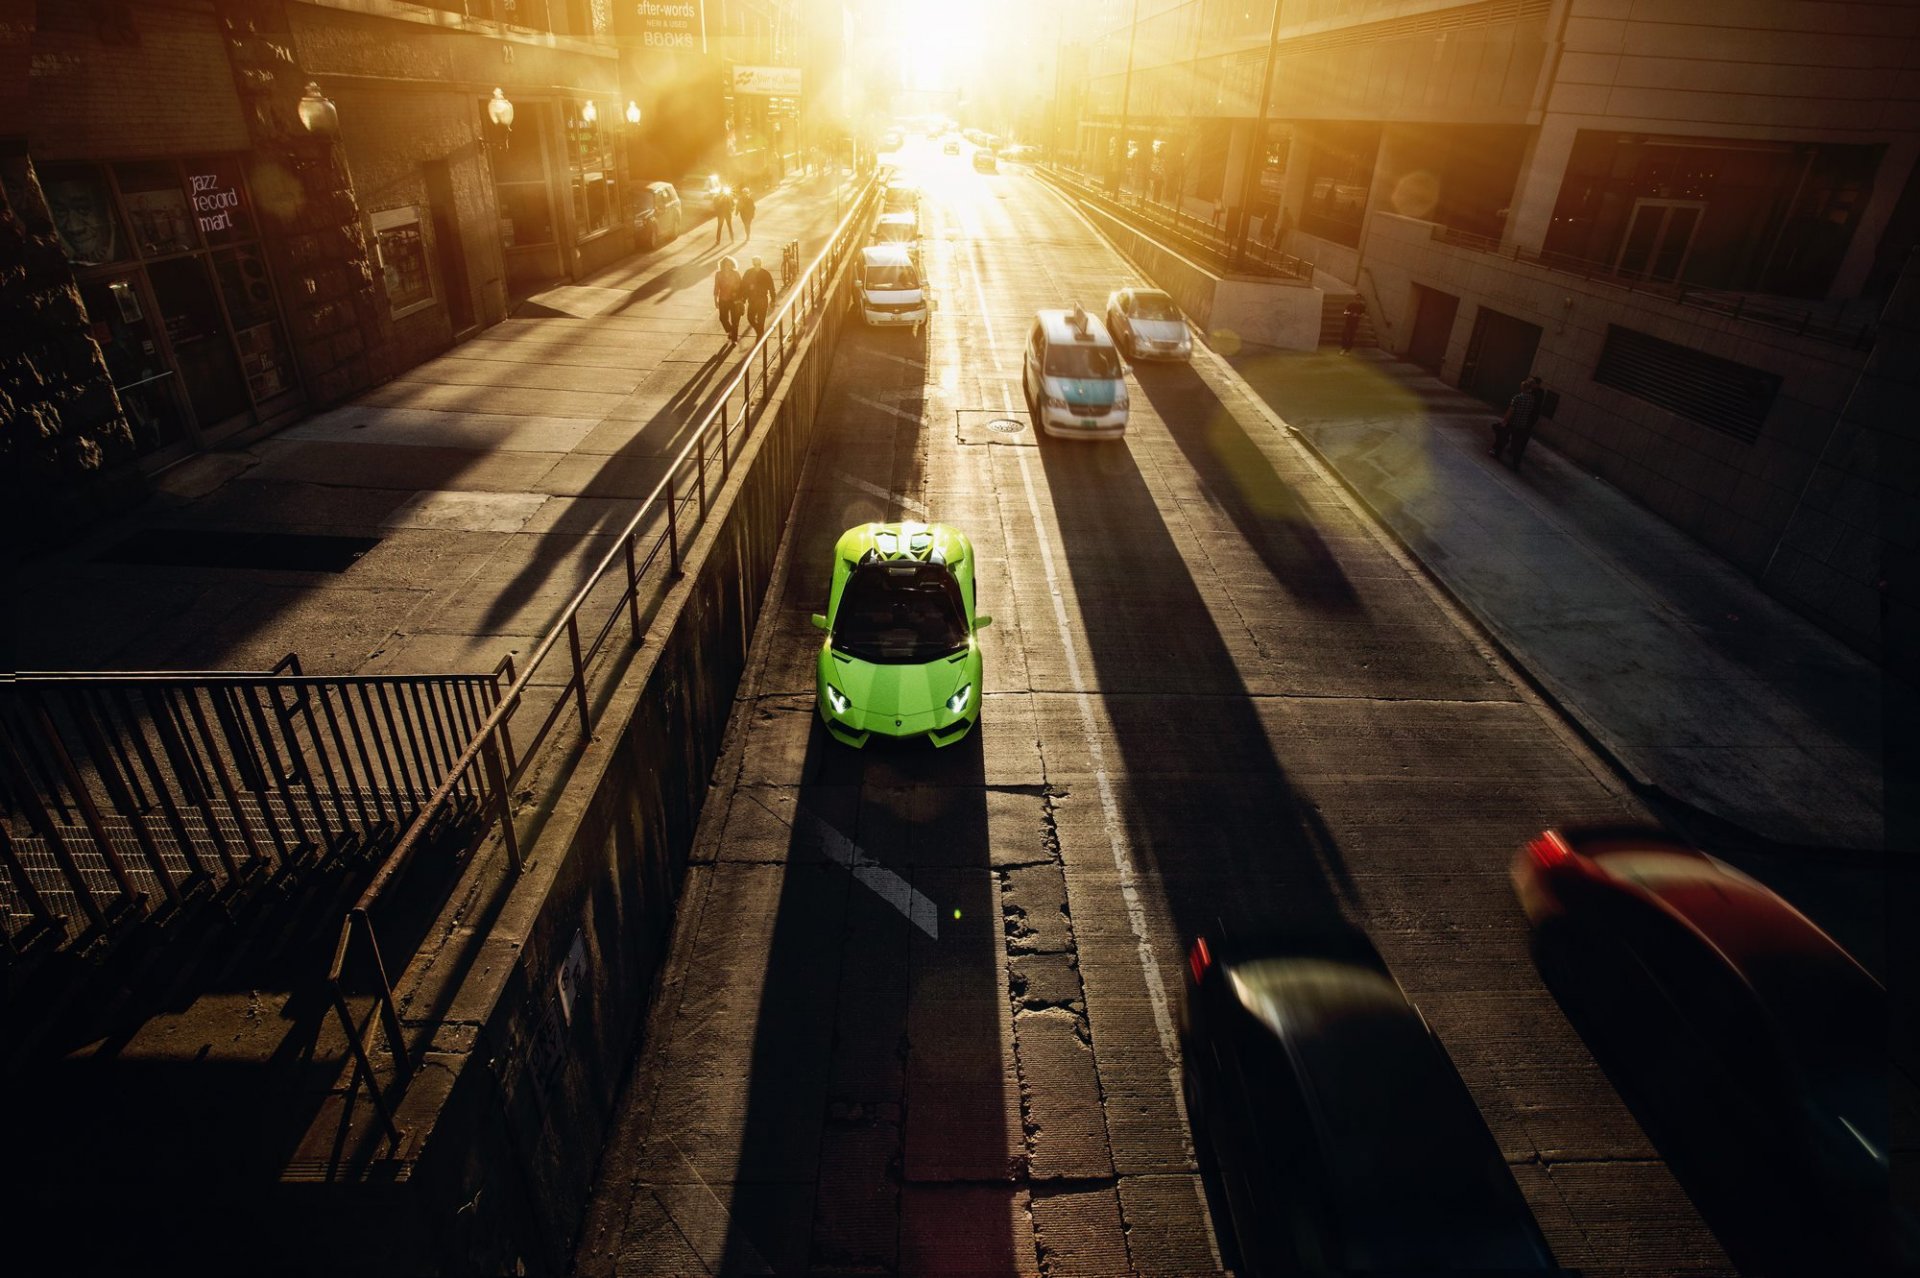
712,255 -> 776,344
712,186 -> 757,244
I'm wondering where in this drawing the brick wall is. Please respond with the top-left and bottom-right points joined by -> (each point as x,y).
26,1 -> 248,161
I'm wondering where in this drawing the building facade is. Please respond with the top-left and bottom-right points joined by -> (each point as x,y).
2,0 -> 817,545
1076,0 -> 1918,668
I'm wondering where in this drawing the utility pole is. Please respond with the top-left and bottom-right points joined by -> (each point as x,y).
1231,0 -> 1285,269
1112,0 -> 1144,190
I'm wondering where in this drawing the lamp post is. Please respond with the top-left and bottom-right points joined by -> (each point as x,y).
485,87 -> 516,150
1112,0 -> 1144,190
1230,0 -> 1284,269
297,81 -> 339,136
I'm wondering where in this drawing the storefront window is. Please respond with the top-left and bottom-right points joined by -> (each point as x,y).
372,206 -> 436,316
42,165 -> 127,267
492,100 -> 556,247
77,274 -> 189,454
566,102 -> 615,238
146,254 -> 250,428
214,245 -> 298,403
115,162 -> 198,257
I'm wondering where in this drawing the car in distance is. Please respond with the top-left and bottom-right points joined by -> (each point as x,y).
871,209 -> 919,248
882,180 -> 921,215
971,149 -> 998,173
634,181 -> 684,251
812,522 -> 991,748
880,129 -> 903,151
1181,924 -> 1556,1273
1105,287 -> 1191,361
944,138 -> 961,155
1514,825 -> 1915,1270
1022,306 -> 1129,439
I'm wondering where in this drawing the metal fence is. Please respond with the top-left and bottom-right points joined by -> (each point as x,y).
0,655 -> 510,952
326,171 -> 884,1147
1039,163 -> 1318,284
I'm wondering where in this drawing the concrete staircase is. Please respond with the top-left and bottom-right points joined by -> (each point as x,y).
1320,292 -> 1379,349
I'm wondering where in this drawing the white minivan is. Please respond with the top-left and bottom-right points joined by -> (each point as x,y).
856,244 -> 927,329
1022,306 -> 1129,439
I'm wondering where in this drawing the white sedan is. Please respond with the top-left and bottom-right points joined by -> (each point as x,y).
1105,287 -> 1192,361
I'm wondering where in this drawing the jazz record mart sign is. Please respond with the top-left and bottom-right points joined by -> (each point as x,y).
733,65 -> 802,96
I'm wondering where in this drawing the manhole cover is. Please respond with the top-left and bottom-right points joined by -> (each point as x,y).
985,417 -> 1026,435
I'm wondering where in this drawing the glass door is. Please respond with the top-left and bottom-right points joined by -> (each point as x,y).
1615,199 -> 1706,283
144,254 -> 251,435
76,272 -> 192,459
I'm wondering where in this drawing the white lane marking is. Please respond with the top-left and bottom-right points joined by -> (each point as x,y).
956,207 -> 1212,1256
963,189 -> 1222,1266
807,811 -> 941,939
870,349 -> 927,370
834,470 -> 929,516
851,392 -> 922,425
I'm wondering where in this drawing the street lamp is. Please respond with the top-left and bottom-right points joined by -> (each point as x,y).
297,81 -> 339,136
625,100 -> 642,126
581,99 -> 598,125
485,87 -> 516,150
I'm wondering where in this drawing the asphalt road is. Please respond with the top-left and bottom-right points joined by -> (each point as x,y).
572,140 -> 1734,1277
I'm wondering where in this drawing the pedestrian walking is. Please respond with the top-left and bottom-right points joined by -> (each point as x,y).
737,187 -> 757,240
1491,375 -> 1545,468
713,188 -> 736,244
742,255 -> 776,338
1339,298 -> 1366,354
713,255 -> 744,342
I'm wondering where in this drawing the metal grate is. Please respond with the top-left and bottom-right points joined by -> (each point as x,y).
1592,325 -> 1780,444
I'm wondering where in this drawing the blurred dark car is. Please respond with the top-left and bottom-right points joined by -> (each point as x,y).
1514,825 -> 1914,1269
971,149 -> 998,173
1181,925 -> 1556,1274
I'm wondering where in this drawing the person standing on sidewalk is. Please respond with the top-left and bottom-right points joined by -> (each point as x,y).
714,187 -> 736,244
713,255 -> 744,343
737,187 -> 757,240
1339,298 -> 1366,354
742,255 -> 776,339
1492,375 -> 1545,468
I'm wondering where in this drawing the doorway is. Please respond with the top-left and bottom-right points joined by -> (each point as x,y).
145,254 -> 251,435
1459,307 -> 1543,408
1614,198 -> 1705,283
424,160 -> 476,336
1406,284 -> 1459,371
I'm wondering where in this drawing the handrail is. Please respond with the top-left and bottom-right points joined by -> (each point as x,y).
1040,163 -> 1317,284
325,169 -> 884,1149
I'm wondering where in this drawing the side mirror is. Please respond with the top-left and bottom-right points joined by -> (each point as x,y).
810,613 -> 829,631
974,614 -> 993,629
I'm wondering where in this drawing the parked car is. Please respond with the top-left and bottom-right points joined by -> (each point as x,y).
944,139 -> 961,155
812,522 -> 991,748
1182,924 -> 1556,1274
971,149 -> 998,173
1022,306 -> 1128,439
634,181 -> 683,250
1514,825 -> 1916,1270
1104,287 -> 1191,360
677,171 -> 728,217
855,244 -> 928,331
882,180 -> 922,214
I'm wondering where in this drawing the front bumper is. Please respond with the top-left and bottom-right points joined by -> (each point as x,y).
864,307 -> 926,327
1037,404 -> 1129,439
818,698 -> 978,748
1131,338 -> 1191,360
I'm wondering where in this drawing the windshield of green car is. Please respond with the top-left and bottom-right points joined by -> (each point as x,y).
1045,342 -> 1123,380
833,560 -> 969,663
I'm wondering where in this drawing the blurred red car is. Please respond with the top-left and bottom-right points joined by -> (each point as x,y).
1513,825 -> 1912,1269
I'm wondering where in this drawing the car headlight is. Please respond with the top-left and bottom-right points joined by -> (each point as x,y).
1043,394 -> 1068,409
825,685 -> 851,715
945,683 -> 972,714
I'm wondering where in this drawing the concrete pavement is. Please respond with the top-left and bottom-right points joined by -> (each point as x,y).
1223,348 -> 1887,861
7,169 -> 855,697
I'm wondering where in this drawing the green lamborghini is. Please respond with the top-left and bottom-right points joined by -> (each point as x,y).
812,521 -> 992,747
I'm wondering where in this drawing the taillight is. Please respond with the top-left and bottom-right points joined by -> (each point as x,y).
1188,936 -> 1212,983
1526,830 -> 1575,869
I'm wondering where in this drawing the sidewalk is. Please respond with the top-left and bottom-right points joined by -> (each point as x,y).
1226,347 -> 1887,860
8,170 -> 853,694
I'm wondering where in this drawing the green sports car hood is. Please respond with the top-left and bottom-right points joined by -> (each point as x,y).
828,648 -> 973,715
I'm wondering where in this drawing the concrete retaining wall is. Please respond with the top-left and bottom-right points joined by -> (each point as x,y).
1068,196 -> 1323,352
286,199 -> 869,1276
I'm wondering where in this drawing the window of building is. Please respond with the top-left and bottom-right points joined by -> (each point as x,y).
115,162 -> 197,257
491,99 -> 556,247
1299,122 -> 1378,248
372,206 -> 436,319
566,100 -> 616,239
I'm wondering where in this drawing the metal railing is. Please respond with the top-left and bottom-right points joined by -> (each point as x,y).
1424,223 -> 1878,351
326,172 -> 883,1149
0,656 -> 509,952
1040,163 -> 1318,284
